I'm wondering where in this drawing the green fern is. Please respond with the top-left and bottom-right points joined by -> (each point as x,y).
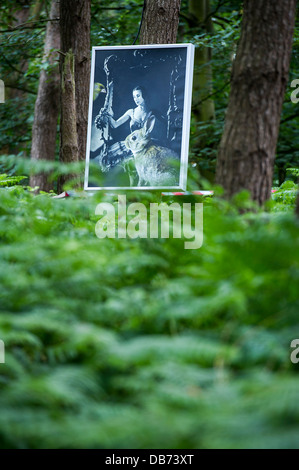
0,181 -> 299,448
0,174 -> 27,187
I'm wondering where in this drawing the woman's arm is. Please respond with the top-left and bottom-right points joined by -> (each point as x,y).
108,110 -> 132,129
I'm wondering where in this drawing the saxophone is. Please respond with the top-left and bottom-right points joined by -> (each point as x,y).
95,55 -> 116,166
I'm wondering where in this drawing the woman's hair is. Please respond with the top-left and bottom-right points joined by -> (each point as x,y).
132,86 -> 148,101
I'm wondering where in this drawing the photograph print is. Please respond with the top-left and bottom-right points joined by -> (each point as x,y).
84,44 -> 194,190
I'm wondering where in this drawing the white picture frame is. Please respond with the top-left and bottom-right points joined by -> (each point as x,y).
84,43 -> 195,191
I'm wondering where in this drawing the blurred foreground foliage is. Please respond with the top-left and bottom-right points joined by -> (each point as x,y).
0,165 -> 298,449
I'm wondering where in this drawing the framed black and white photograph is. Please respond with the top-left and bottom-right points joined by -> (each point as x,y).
84,44 -> 195,191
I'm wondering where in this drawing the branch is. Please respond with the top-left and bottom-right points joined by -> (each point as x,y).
0,17 -> 58,34
2,55 -> 24,75
204,0 -> 234,24
90,22 -> 118,40
180,0 -> 233,28
192,80 -> 230,108
5,84 -> 37,95
213,15 -> 234,25
94,7 -> 130,10
280,112 -> 299,124
179,11 -> 198,28
212,20 -> 227,29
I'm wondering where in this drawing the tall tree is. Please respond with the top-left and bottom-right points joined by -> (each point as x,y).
216,0 -> 296,205
30,0 -> 60,192
60,0 -> 91,162
139,0 -> 181,44
59,50 -> 79,187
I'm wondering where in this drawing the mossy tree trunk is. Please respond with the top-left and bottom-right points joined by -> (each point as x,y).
60,0 -> 91,162
216,0 -> 296,205
30,0 -> 60,192
58,51 -> 79,192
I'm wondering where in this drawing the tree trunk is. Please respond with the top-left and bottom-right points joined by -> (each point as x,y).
31,0 -> 45,20
30,0 -> 60,192
189,0 -> 215,122
60,0 -> 91,162
296,193 -> 299,218
216,0 -> 296,205
58,51 -> 79,192
139,0 -> 181,44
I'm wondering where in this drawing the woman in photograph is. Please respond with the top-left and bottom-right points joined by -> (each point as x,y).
94,85 -> 167,184
96,85 -> 167,149
107,86 -> 154,133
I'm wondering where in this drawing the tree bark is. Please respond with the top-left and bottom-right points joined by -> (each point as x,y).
60,0 -> 91,162
216,0 -> 296,205
139,0 -> 181,44
30,0 -> 60,192
58,51 -> 79,192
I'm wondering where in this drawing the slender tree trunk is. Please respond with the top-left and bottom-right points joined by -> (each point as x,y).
296,193 -> 299,218
216,0 -> 296,205
60,0 -> 91,162
139,0 -> 181,44
60,52 -> 79,168
31,0 -> 45,20
189,0 -> 215,122
30,0 -> 60,192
